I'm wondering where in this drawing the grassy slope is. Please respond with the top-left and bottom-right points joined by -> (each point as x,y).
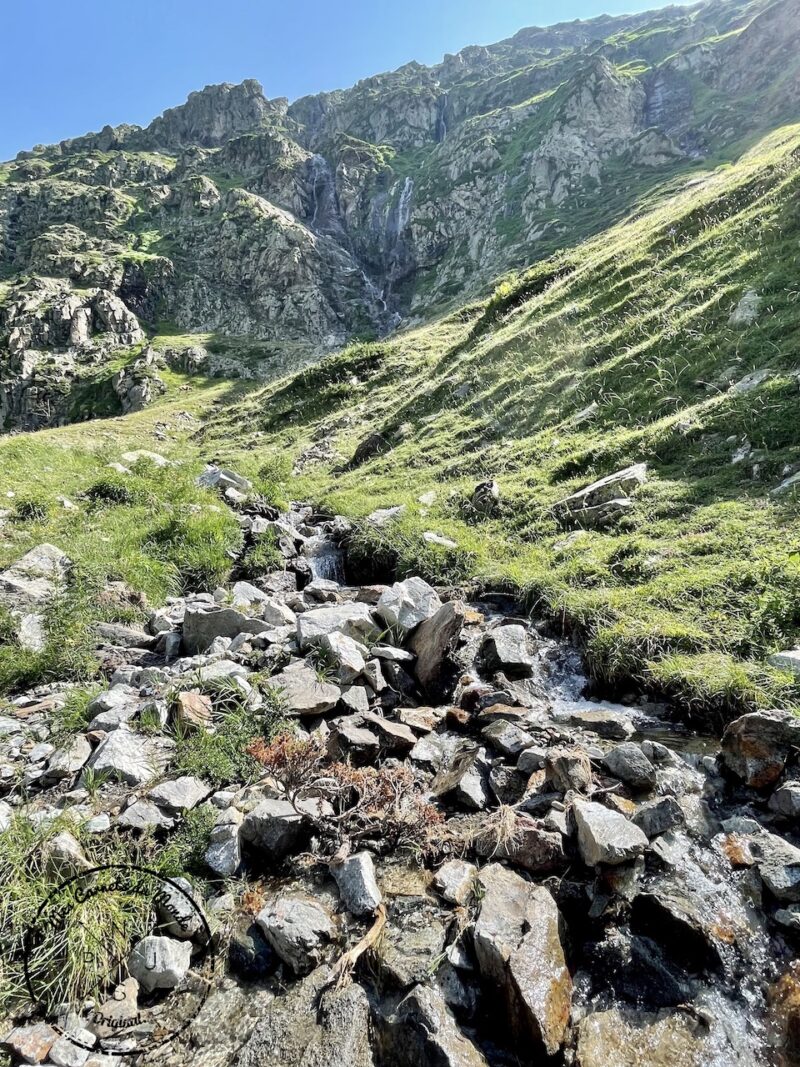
3,125 -> 800,723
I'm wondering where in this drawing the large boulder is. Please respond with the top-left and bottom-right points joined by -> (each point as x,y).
576,1006 -> 737,1066
84,727 -> 173,787
479,625 -> 534,679
376,577 -> 442,635
182,605 -> 269,654
721,709 -> 800,788
573,800 -> 648,866
265,665 -> 341,716
409,600 -> 466,697
235,965 -> 376,1067
473,863 -> 571,1056
296,603 -> 381,650
255,895 -> 335,974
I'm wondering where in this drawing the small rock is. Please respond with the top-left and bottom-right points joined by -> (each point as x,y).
434,859 -> 478,905
633,796 -> 685,838
721,709 -> 800,788
331,851 -> 382,917
240,798 -> 305,859
377,577 -> 442,635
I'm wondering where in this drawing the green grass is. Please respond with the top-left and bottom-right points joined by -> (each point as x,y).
186,124 -> 800,722
4,126 -> 800,723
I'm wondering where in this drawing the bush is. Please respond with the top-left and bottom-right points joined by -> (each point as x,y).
11,494 -> 51,523
85,475 -> 148,507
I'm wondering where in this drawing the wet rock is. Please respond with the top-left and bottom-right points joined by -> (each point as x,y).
721,709 -> 800,788
147,776 -> 211,813
228,916 -> 275,979
573,800 -> 648,866
255,894 -> 335,974
331,851 -> 382,917
128,935 -> 192,992
481,718 -> 534,758
384,984 -> 489,1067
1,1023 -> 58,1064
434,859 -> 477,905
240,798 -> 305,859
479,625 -> 534,679
379,902 -> 448,988
770,782 -> 800,819
546,747 -> 593,793
296,603 -> 380,650
633,796 -> 685,838
587,927 -> 694,1008
473,863 -> 571,1055
376,576 -> 442,635
602,743 -> 657,792
236,965 -> 375,1067
575,1006 -> 732,1066
749,831 -> 800,902
409,600 -> 466,697
559,704 -> 635,740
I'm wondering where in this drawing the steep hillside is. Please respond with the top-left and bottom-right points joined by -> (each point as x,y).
2,0 -> 800,431
3,122 -> 800,722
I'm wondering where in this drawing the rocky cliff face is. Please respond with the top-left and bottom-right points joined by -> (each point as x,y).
1,0 -> 799,430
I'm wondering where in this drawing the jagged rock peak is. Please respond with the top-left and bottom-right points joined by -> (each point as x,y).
144,79 -> 286,150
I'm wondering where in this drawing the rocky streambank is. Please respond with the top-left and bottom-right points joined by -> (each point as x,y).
2,473 -> 800,1066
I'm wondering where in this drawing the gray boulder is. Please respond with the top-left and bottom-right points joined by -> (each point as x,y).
240,798 -> 305,858
376,577 -> 442,635
479,625 -> 534,679
182,605 -> 269,654
602,743 -> 657,791
148,776 -> 211,813
85,728 -> 173,787
721,709 -> 800,788
256,895 -> 335,974
266,665 -> 341,716
205,807 -> 242,876
296,602 -> 380,650
573,800 -> 648,866
128,935 -> 192,992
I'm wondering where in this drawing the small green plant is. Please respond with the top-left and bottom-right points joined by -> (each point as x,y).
11,494 -> 51,523
51,684 -> 103,740
238,530 -> 283,580
82,766 -> 112,799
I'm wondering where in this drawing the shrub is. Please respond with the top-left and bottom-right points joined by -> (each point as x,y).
11,494 -> 51,523
238,530 -> 283,580
248,733 -> 444,857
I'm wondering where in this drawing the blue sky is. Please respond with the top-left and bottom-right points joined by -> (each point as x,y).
1,0 -> 692,160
